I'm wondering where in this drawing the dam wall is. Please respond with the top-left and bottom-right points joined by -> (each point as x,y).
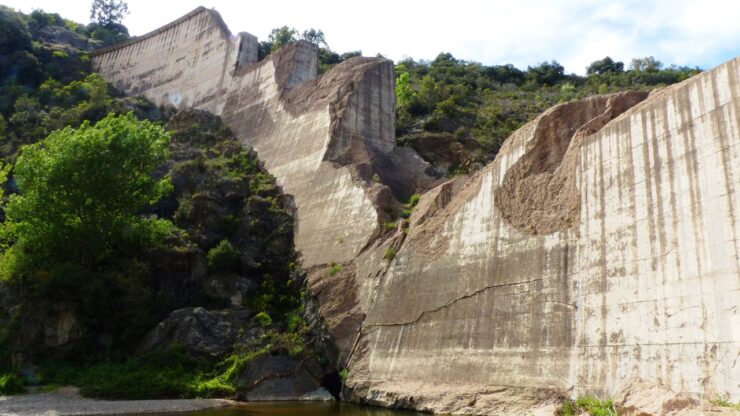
92,7 -> 739,414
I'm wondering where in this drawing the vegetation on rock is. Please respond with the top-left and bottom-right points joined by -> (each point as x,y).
560,396 -> 617,416
0,7 -> 323,399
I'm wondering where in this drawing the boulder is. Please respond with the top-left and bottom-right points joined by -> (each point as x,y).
236,355 -> 330,401
138,307 -> 258,358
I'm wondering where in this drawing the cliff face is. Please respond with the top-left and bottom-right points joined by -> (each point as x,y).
92,7 -> 739,414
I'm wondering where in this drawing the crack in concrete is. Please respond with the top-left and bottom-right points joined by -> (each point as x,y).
364,277 -> 543,328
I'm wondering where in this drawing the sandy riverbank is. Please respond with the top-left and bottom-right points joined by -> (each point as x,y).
0,386 -> 235,416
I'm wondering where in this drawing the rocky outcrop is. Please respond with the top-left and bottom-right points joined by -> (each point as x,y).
236,355 -> 333,401
91,7 -> 740,414
138,307 -> 257,358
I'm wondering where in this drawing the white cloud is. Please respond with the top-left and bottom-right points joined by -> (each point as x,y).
4,0 -> 740,73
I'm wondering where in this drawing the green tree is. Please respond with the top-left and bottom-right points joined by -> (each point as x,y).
586,56 -> 624,75
268,26 -> 298,52
1,113 -> 171,281
90,0 -> 129,27
300,28 -> 326,47
395,70 -> 414,109
526,60 -> 566,85
630,56 -> 663,72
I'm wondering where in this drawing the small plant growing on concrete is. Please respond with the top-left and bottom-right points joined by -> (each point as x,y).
327,262 -> 342,276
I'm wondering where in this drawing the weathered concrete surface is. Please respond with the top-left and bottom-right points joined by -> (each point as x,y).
92,7 -> 740,415
92,7 -> 436,269
343,62 -> 740,414
613,379 -> 738,416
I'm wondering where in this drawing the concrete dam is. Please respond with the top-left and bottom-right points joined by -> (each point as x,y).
91,7 -> 739,414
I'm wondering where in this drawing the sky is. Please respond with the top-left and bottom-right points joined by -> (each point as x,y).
4,0 -> 740,74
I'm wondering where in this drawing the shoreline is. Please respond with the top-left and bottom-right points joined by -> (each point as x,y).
0,387 -> 236,416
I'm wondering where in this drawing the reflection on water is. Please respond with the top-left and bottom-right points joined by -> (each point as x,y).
155,402 -> 426,416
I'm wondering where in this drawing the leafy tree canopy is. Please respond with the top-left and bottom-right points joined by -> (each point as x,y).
267,26 -> 298,52
1,112 -> 172,281
630,56 -> 663,72
301,28 -> 326,47
90,0 -> 129,28
586,56 -> 625,75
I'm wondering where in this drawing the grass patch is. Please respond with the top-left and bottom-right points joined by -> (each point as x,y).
383,221 -> 397,231
384,246 -> 396,262
560,396 -> 617,416
710,394 -> 740,410
327,262 -> 342,276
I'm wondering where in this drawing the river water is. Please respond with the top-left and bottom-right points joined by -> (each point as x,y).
154,402 -> 425,416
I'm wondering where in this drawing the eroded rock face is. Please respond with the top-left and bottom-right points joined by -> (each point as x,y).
236,355 -> 331,401
92,7 -> 740,414
138,307 -> 257,358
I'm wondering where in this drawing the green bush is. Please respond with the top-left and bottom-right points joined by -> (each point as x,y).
255,312 -> 272,327
560,396 -> 617,416
384,246 -> 396,262
40,348 -> 230,399
0,372 -> 25,395
206,239 -> 240,273
710,394 -> 740,410
408,193 -> 421,208
285,311 -> 305,332
327,262 -> 342,276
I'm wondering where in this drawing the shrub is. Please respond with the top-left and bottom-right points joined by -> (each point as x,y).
384,246 -> 396,262
408,193 -> 421,207
0,372 -> 25,395
710,394 -> 740,410
560,396 -> 617,416
255,312 -> 272,327
40,348 -> 230,399
285,311 -> 304,332
327,262 -> 342,276
206,239 -> 240,273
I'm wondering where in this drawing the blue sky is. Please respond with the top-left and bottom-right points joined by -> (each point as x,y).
4,0 -> 740,74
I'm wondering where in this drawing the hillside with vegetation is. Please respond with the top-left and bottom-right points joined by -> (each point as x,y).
392,55 -> 700,175
0,5 -> 331,399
